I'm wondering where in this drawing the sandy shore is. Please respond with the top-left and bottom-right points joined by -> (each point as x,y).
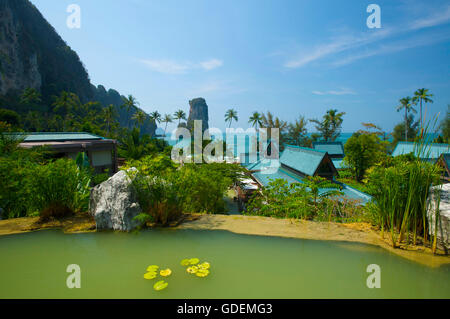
175,214 -> 450,268
0,213 -> 448,268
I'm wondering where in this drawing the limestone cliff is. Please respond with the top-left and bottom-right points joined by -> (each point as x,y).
187,98 -> 209,132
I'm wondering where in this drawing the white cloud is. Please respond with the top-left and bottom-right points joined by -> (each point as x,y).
199,59 -> 223,70
284,5 -> 450,69
140,58 -> 223,74
312,88 -> 356,96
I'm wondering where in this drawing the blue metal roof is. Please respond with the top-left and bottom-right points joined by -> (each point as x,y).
392,142 -> 449,160
332,158 -> 348,169
252,167 -> 370,203
19,132 -> 104,142
280,145 -> 326,176
312,142 -> 345,156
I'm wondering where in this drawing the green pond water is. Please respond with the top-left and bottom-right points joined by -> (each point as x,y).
0,229 -> 449,299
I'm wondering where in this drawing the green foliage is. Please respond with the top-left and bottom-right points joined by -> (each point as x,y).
392,114 -> 419,144
0,155 -> 91,219
366,153 -> 441,248
245,177 -> 360,222
310,109 -> 345,142
118,127 -> 169,160
343,132 -> 387,181
0,108 -> 20,126
440,105 -> 450,144
30,159 -> 91,219
126,158 -> 238,225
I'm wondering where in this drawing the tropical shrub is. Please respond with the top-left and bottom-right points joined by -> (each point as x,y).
245,177 -> 358,222
366,157 -> 441,248
344,132 -> 387,181
30,159 -> 91,221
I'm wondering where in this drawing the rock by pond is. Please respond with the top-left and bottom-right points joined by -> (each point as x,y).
428,183 -> 450,253
89,168 -> 142,232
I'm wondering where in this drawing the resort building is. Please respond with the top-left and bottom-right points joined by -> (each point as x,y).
240,144 -> 371,208
17,132 -> 118,174
437,153 -> 450,182
392,141 -> 449,161
312,141 -> 347,169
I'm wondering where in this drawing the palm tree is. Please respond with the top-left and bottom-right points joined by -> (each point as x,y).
287,116 -> 308,146
412,88 -> 433,131
225,109 -> 238,128
310,109 -> 345,142
149,111 -> 162,125
173,109 -> 187,126
161,114 -> 173,137
396,97 -> 416,141
132,110 -> 147,128
121,95 -> 139,127
248,111 -> 263,129
300,176 -> 343,212
260,112 -> 288,150
52,91 -> 80,116
102,104 -> 118,135
20,88 -> 41,106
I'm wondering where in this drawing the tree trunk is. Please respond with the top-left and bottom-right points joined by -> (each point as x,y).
420,98 -> 423,131
405,107 -> 408,141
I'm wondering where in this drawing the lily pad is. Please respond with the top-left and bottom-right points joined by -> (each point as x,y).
189,258 -> 200,265
198,262 -> 210,270
147,265 -> 159,272
153,280 -> 168,291
186,266 -> 198,274
143,272 -> 157,280
160,268 -> 172,277
180,259 -> 191,266
196,269 -> 210,277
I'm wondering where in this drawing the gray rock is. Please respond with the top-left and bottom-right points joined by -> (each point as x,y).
89,168 -> 142,232
428,183 -> 450,253
187,97 -> 209,132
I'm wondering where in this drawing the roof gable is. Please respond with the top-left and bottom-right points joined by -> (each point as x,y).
280,145 -> 327,176
312,142 -> 345,156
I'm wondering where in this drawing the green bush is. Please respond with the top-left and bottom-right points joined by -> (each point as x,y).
30,159 -> 91,220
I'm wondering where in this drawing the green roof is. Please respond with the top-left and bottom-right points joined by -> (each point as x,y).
17,132 -> 104,142
280,145 -> 327,176
312,142 -> 345,156
392,142 -> 449,160
332,158 -> 348,169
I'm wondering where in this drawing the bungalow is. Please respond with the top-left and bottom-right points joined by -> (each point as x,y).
312,141 -> 347,169
437,153 -> 450,182
250,145 -> 339,188
392,141 -> 449,161
17,132 -> 118,174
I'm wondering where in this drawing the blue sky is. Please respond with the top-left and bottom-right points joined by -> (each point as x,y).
31,0 -> 450,133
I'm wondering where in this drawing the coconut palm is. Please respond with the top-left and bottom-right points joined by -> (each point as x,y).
161,114 -> 173,137
225,109 -> 238,128
310,109 -> 345,142
121,95 -> 139,127
173,109 -> 187,126
102,104 -> 118,135
287,116 -> 308,146
149,111 -> 162,125
132,110 -> 147,128
248,111 -> 263,129
412,88 -> 433,131
396,97 -> 416,141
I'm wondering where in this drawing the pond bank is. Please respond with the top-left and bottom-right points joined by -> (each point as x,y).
0,213 -> 448,268
0,213 -> 95,236
175,214 -> 450,268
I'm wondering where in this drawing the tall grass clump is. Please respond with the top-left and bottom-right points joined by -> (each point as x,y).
366,119 -> 443,248
30,158 -> 91,221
